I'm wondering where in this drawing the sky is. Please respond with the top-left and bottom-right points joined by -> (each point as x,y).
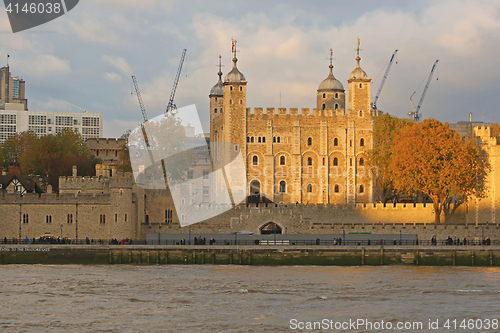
1,0 -> 499,138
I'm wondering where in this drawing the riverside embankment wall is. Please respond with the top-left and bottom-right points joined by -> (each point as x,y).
2,245 -> 500,266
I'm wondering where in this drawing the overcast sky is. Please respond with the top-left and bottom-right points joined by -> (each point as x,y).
1,0 -> 499,137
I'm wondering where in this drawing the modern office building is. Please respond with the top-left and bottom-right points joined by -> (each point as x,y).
0,102 -> 102,143
0,65 -> 27,110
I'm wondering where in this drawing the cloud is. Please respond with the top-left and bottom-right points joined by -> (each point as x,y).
29,55 -> 71,74
104,72 -> 122,82
68,13 -> 118,44
102,55 -> 132,76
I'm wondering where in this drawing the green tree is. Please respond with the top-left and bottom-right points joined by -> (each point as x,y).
390,119 -> 489,224
117,130 -> 132,173
128,116 -> 196,184
366,113 -> 411,203
2,131 -> 37,168
20,129 -> 101,190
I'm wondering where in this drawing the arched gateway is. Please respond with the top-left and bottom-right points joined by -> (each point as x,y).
260,222 -> 282,235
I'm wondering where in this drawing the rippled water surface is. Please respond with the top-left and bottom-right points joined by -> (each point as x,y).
1,265 -> 500,332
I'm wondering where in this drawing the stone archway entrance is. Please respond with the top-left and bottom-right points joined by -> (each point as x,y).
260,222 -> 282,235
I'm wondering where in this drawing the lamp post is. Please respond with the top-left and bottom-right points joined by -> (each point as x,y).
482,225 -> 484,245
273,224 -> 277,244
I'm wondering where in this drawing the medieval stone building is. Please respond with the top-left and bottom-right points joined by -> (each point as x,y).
209,41 -> 382,206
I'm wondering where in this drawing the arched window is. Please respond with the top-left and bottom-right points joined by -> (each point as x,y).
258,137 -> 261,143
334,138 -> 338,146
350,158 -> 352,166
333,157 -> 338,166
239,86 -> 243,91
230,86 -> 233,91
279,181 -> 286,193
323,158 -> 325,165
359,158 -> 364,166
165,209 -> 173,224
247,137 -> 250,143
322,103 -> 326,110
229,99 -> 232,104
307,184 -> 312,193
359,185 -> 365,194
273,137 -> 276,143
335,93 -> 338,98
334,184 -> 340,193
359,110 -> 363,117
359,83 -> 362,88
240,100 -> 243,104
220,108 -> 223,113
307,157 -> 312,166
262,137 -> 266,143
280,156 -> 285,165
277,137 -> 281,143
214,108 -> 217,113
251,137 -> 254,143
322,93 -> 326,98
334,103 -> 338,110
307,137 -> 312,146
253,156 -> 258,165
360,138 -> 365,146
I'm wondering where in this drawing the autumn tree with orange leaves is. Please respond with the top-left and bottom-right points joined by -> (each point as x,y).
390,118 -> 489,223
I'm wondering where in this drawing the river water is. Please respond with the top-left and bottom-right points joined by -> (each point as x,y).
1,265 -> 499,332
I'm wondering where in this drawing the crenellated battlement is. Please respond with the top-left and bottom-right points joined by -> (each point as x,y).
0,192 -> 111,204
247,107 -> 348,119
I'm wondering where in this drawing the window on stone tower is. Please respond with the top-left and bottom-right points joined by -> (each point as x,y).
322,104 -> 325,110
214,108 -> 217,113
333,157 -> 338,166
230,99 -> 232,104
335,103 -> 338,110
247,137 -> 250,143
279,181 -> 286,193
262,137 -> 266,143
220,108 -> 223,113
277,137 -> 281,143
335,93 -> 338,98
359,83 -> 362,88
258,137 -> 261,143
350,158 -> 353,166
334,184 -> 340,193
280,156 -> 285,165
307,137 -> 312,146
334,138 -> 338,146
307,184 -> 312,193
323,158 -> 325,165
240,100 -> 243,104
359,158 -> 364,166
359,111 -> 363,117
240,86 -> 243,91
322,93 -> 326,98
273,137 -> 276,143
307,157 -> 312,166
360,138 -> 365,146
251,137 -> 254,143
230,86 -> 233,91
253,156 -> 258,165
359,185 -> 365,194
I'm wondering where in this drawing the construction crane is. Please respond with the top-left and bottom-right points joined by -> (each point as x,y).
131,75 -> 148,122
408,59 -> 439,121
67,102 -> 88,112
165,49 -> 187,115
371,49 -> 398,110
